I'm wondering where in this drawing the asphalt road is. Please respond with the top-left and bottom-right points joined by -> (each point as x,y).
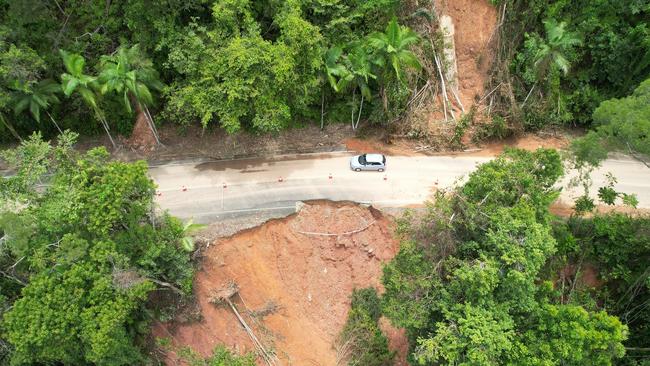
149,152 -> 650,223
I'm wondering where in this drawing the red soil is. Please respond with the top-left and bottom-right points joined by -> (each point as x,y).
127,110 -> 157,151
153,201 -> 407,365
435,0 -> 498,108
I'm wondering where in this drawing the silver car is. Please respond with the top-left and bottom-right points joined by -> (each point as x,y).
350,153 -> 386,172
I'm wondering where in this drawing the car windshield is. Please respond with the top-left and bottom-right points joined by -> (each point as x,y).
358,155 -> 367,164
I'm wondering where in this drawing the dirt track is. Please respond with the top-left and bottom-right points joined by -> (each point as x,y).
154,201 -> 408,365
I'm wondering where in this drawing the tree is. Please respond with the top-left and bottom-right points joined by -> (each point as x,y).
533,19 -> 582,80
368,18 -> 420,83
367,18 -> 420,113
521,19 -> 582,108
337,288 -> 394,366
0,134 -> 194,364
591,78 -> 650,157
59,50 -> 116,149
382,149 -> 627,365
347,45 -> 376,130
320,46 -> 351,129
12,79 -> 63,133
0,40 -> 46,142
98,44 -> 164,145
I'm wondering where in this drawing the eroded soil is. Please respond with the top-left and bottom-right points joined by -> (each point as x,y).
153,201 -> 408,365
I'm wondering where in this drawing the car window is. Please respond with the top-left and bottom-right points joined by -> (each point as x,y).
359,155 -> 367,164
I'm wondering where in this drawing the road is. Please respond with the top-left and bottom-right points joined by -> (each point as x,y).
149,152 -> 650,223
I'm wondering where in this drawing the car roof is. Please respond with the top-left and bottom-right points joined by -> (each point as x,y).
365,153 -> 385,163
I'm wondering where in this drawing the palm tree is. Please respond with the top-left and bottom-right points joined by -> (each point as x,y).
59,50 -> 116,149
368,18 -> 420,83
13,79 -> 63,134
347,45 -> 376,130
320,46 -> 352,129
367,18 -> 420,111
522,19 -> 581,106
98,45 -> 164,145
533,19 -> 582,79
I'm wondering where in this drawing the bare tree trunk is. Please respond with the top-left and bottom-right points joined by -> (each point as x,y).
95,110 -> 117,149
143,105 -> 162,145
354,94 -> 364,130
0,114 -> 22,142
521,82 -> 536,108
45,110 -> 63,134
351,88 -> 356,130
320,88 -> 325,130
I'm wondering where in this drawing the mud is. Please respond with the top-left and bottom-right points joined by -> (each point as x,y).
153,201 -> 408,365
194,153 -> 340,172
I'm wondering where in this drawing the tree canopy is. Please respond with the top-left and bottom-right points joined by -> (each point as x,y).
0,133 -> 194,364
382,148 -> 629,365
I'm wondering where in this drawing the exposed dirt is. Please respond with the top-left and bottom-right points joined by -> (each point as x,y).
435,0 -> 498,108
558,263 -> 603,290
550,201 -> 650,218
153,201 -> 408,365
127,111 -> 157,151
463,132 -> 570,156
70,123 -> 352,164
344,136 -> 425,156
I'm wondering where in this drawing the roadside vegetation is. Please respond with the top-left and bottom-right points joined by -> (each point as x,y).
0,133 -> 194,364
382,148 -> 647,365
0,0 -> 648,365
0,0 -> 647,155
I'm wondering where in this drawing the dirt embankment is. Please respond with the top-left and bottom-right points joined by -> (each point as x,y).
153,201 -> 408,365
435,0 -> 498,108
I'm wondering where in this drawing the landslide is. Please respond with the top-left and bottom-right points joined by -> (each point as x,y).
154,201 -> 408,365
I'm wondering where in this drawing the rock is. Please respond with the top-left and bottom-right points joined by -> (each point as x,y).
295,201 -> 306,212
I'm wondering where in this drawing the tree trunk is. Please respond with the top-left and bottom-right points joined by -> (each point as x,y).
320,88 -> 325,130
143,105 -> 162,145
351,88 -> 356,130
97,113 -> 117,149
45,110 -> 63,134
521,82 -> 536,108
0,114 -> 22,142
354,94 -> 364,130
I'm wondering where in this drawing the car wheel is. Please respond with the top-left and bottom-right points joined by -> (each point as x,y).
378,168 -> 384,172
355,168 -> 361,172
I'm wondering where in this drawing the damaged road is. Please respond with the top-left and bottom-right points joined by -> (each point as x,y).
150,152 -> 650,223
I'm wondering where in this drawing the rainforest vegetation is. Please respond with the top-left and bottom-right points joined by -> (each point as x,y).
0,0 -> 649,365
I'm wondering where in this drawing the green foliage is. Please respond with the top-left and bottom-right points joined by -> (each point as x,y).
164,0 -> 323,133
0,133 -> 194,364
520,304 -> 627,365
98,44 -> 164,113
12,79 -> 61,127
415,304 -> 515,365
367,18 -> 421,83
4,237 -> 154,365
499,0 -> 650,127
382,148 -> 627,365
339,288 -> 394,366
533,19 -> 582,80
554,213 -> 650,363
591,78 -> 650,157
0,0 -> 421,138
175,345 -> 256,366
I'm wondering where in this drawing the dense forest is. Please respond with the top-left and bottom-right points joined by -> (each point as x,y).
0,0 -> 647,148
0,0 -> 649,365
